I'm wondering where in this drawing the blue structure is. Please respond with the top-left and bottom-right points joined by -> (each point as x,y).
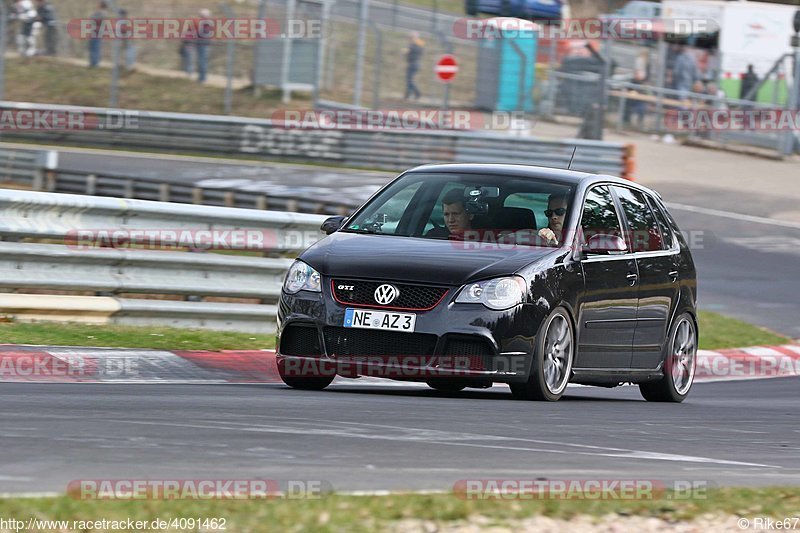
475,18 -> 538,112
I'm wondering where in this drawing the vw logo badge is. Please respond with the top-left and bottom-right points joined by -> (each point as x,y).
374,284 -> 399,305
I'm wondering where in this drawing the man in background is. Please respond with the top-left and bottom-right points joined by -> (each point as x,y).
404,31 -> 424,100
88,1 -> 107,67
35,0 -> 57,56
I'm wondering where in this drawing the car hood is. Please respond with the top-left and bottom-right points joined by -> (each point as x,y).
299,232 -> 557,285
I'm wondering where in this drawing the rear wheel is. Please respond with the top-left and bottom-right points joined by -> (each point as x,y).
510,307 -> 574,401
278,357 -> 335,391
640,313 -> 696,403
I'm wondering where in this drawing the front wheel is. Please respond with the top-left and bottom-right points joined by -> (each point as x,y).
510,307 -> 574,401
278,357 -> 335,391
640,313 -> 697,403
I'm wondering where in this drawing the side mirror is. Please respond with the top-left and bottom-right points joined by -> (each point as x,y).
321,216 -> 347,235
584,234 -> 627,255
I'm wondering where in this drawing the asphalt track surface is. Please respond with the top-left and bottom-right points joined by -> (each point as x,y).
57,149 -> 800,338
1,377 -> 799,494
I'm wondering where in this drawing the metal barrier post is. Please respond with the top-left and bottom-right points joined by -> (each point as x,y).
353,0 -> 369,107
222,4 -> 236,115
107,0 -> 121,107
0,2 -> 6,102
370,22 -> 382,109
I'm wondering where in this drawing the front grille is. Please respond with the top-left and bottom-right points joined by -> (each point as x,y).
323,327 -> 437,357
332,279 -> 448,310
280,325 -> 322,356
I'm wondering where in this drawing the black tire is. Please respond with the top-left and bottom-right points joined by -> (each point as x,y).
510,307 -> 574,401
639,312 -> 697,403
499,0 -> 512,17
465,0 -> 478,16
426,380 -> 467,392
278,357 -> 335,391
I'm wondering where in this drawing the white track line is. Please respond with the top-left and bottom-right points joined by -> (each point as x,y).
666,202 -> 800,229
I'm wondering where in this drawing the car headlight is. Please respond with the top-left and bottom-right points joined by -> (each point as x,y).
283,260 -> 321,294
455,276 -> 526,310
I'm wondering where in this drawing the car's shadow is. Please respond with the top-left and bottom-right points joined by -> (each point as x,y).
284,383 -> 644,402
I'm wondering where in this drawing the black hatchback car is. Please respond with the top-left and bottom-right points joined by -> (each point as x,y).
276,164 -> 697,402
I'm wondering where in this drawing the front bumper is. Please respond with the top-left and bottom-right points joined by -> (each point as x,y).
276,280 -> 543,384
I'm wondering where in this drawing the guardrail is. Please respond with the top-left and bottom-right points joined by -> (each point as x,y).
0,189 -> 327,333
0,145 -> 360,215
0,102 -> 634,178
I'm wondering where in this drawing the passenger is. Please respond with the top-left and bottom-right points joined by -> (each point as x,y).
426,188 -> 473,238
538,193 -> 568,246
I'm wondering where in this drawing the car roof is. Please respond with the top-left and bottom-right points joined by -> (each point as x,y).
406,163 -> 642,189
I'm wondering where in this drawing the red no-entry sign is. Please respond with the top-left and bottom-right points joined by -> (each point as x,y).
435,55 -> 459,83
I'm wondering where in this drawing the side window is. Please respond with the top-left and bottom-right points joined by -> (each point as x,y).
581,186 -> 622,243
348,181 -> 423,234
646,195 -> 674,250
613,186 -> 663,252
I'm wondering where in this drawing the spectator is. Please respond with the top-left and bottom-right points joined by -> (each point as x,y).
195,8 -> 211,83
704,48 -> 720,82
15,0 -> 37,57
740,64 -> 759,101
179,38 -> 194,76
404,31 -> 424,100
88,1 -> 107,68
35,0 -> 57,56
624,49 -> 649,129
673,45 -> 700,100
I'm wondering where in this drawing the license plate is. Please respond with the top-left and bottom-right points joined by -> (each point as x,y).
343,308 -> 416,332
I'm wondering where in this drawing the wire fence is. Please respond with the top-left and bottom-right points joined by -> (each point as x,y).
2,1 -> 799,157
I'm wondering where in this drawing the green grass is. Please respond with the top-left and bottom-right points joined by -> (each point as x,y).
0,322 -> 274,351
0,487 -> 798,532
0,311 -> 788,352
698,311 -> 791,350
5,57 -> 290,117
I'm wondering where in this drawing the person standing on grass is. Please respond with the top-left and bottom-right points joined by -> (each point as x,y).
195,8 -> 212,83
404,31 -> 424,100
88,0 -> 107,68
15,0 -> 37,57
740,64 -> 759,102
35,0 -> 57,56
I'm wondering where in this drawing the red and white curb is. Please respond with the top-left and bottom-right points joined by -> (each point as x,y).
1,344 -> 798,385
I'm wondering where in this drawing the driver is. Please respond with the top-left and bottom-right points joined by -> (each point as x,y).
538,193 -> 568,246
426,188 -> 473,238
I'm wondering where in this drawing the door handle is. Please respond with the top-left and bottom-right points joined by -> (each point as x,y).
668,270 -> 679,282
626,272 -> 638,285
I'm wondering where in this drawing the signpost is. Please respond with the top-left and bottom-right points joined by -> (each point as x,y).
435,54 -> 458,109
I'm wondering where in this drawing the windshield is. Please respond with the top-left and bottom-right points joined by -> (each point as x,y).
343,172 -> 575,247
